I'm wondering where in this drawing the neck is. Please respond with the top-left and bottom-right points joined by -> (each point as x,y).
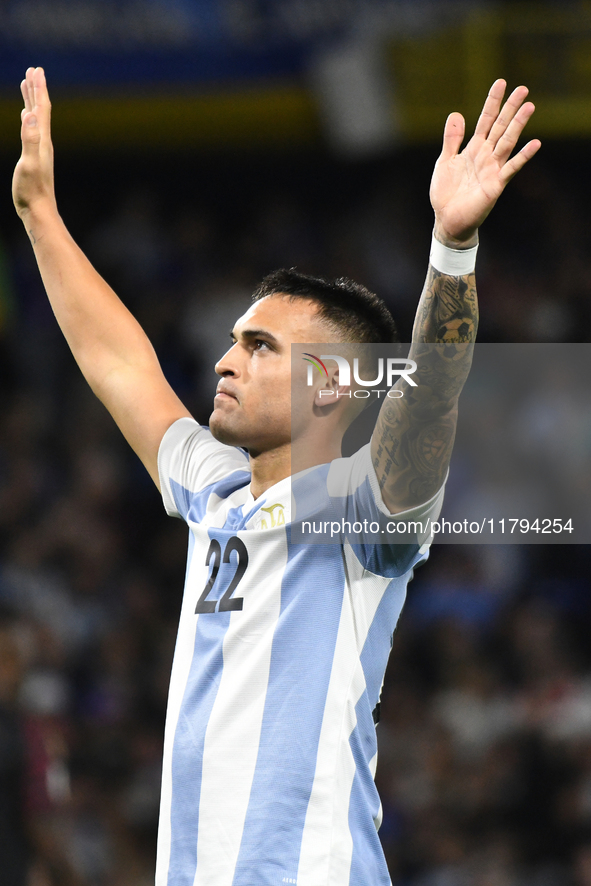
249,432 -> 343,499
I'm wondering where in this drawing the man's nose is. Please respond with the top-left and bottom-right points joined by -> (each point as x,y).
215,342 -> 241,377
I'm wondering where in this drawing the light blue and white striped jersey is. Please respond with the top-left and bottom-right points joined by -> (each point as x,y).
156,416 -> 444,886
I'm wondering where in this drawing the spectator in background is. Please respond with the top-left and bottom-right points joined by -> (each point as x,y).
0,621 -> 28,886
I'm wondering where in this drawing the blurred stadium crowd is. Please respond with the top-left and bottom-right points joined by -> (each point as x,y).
1,140 -> 591,886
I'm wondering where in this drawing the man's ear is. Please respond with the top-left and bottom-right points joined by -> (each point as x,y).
314,385 -> 337,408
313,368 -> 351,408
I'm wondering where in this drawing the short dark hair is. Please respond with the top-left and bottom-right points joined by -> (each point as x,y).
252,268 -> 398,343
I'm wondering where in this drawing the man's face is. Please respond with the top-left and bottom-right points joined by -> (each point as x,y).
210,294 -> 331,454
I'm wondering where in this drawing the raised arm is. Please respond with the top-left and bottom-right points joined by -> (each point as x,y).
12,67 -> 191,489
371,80 -> 541,513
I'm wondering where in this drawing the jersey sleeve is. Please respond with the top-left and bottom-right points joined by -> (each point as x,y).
292,443 -> 445,577
157,417 -> 250,520
361,442 -> 445,542
357,443 -> 444,575
327,443 -> 444,533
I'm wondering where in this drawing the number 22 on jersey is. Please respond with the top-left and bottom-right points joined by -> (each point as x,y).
195,536 -> 249,614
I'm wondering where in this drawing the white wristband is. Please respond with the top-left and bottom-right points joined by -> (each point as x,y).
430,234 -> 478,276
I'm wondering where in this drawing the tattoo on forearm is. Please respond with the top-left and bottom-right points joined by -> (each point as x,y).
373,265 -> 478,511
413,266 -> 478,344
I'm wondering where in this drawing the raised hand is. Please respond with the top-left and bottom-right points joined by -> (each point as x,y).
430,79 -> 541,245
12,66 -> 57,221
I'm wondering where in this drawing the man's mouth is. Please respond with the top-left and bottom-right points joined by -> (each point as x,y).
215,383 -> 239,403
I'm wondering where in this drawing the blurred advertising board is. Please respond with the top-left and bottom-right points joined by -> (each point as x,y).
2,3 -> 591,148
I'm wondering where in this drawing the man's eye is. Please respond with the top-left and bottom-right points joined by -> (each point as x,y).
254,340 -> 270,350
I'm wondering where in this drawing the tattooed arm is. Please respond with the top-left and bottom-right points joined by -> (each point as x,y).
371,80 -> 540,513
371,227 -> 478,512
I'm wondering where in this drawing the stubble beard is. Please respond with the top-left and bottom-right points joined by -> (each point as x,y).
209,405 -> 290,453
209,408 -> 247,447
